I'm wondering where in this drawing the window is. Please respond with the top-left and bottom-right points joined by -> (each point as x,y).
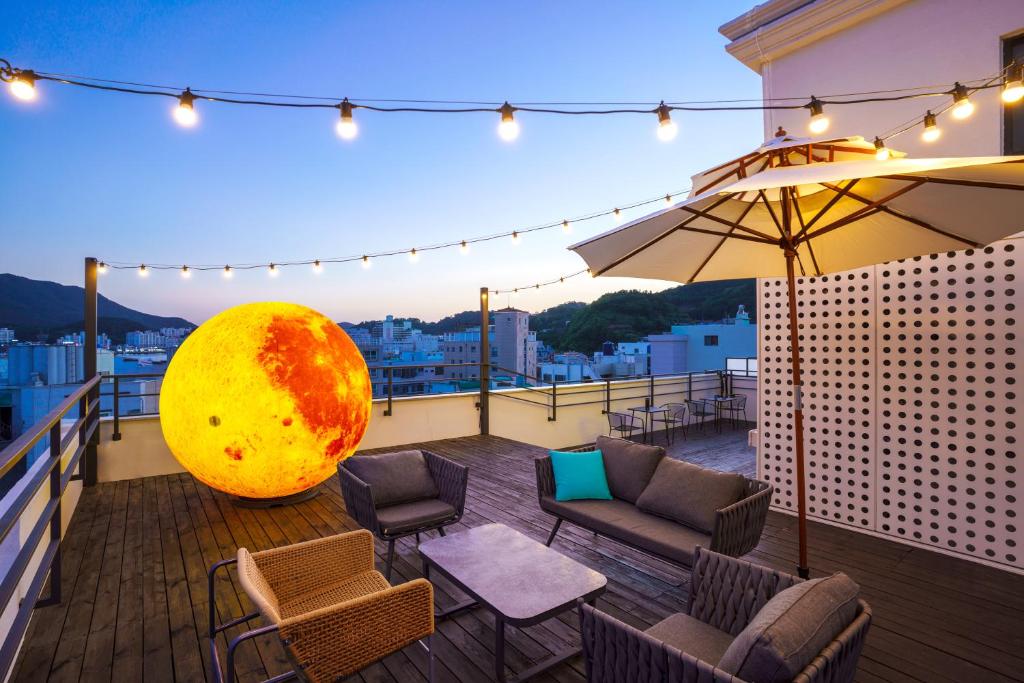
704,335 -> 719,346
1006,34 -> 1024,154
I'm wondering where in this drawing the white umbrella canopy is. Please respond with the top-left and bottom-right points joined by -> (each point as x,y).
569,135 -> 1024,577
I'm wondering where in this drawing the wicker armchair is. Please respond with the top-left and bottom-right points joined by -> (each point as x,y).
339,449 -> 468,581
579,547 -> 872,683
208,530 -> 435,683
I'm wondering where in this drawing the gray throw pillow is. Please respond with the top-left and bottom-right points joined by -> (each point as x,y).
595,436 -> 665,503
718,573 -> 860,683
634,459 -> 745,533
344,450 -> 438,506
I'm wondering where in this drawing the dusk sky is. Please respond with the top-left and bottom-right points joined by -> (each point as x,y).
0,1 -> 764,325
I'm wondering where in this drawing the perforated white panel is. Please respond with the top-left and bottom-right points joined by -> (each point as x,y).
757,239 -> 1023,572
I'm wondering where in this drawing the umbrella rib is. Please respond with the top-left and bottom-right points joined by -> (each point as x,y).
877,174 -> 1024,191
819,182 -> 983,247
694,152 -> 767,195
757,190 -> 786,239
802,179 -> 927,241
676,225 -> 777,244
685,197 -> 761,283
788,187 -> 822,276
795,178 -> 860,241
677,205 -> 779,242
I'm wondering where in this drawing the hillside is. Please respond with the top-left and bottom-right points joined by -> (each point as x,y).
0,273 -> 194,343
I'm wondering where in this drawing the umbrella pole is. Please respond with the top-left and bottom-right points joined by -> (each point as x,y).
785,248 -> 810,579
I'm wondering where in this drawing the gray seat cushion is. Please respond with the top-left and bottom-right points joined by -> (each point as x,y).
718,572 -> 860,683
540,497 -> 710,566
376,498 -> 457,534
595,436 -> 665,504
344,450 -> 438,506
635,459 -> 746,533
645,613 -> 734,665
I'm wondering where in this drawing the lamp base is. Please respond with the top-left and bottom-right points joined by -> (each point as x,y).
230,488 -> 319,508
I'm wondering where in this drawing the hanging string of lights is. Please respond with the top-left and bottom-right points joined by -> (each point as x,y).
491,269 -> 592,296
1,58 -> 1020,143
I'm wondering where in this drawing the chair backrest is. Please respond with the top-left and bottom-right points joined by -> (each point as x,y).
685,399 -> 711,415
731,394 -> 747,409
237,547 -> 283,624
607,411 -> 637,429
664,402 -> 687,420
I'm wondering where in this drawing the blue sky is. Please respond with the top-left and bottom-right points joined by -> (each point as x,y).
0,1 -> 764,324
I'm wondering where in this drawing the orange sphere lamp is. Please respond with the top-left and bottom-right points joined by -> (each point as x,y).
159,302 -> 372,502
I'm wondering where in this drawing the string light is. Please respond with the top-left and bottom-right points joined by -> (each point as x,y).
511,231 -> 521,245
921,111 -> 941,142
1003,69 -> 1024,104
656,102 -> 677,141
336,98 -> 357,140
664,194 -> 672,206
97,261 -> 108,275
459,240 -> 470,255
223,265 -> 233,278
807,96 -> 829,134
409,248 -> 419,263
268,262 -> 279,277
8,69 -> 36,101
613,208 -> 622,222
138,264 -> 148,277
180,265 -> 191,278
491,268 -> 590,295
950,82 -> 974,120
174,88 -> 198,127
873,136 -> 890,161
362,255 -> 372,269
561,220 -> 571,234
498,102 -> 519,141
312,259 -> 323,273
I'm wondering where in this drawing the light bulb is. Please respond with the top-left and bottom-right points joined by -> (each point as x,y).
409,249 -> 419,263
174,89 -> 198,127
613,208 -> 622,222
921,111 -> 941,143
656,102 -> 677,141
362,255 -> 372,269
312,259 -> 323,274
8,71 -> 37,101
459,241 -> 470,255
97,261 -> 108,275
498,102 -> 519,141
138,265 -> 149,277
268,263 -> 278,277
223,265 -> 233,279
562,220 -> 571,234
511,231 -> 521,245
873,137 -> 890,161
180,266 -> 191,279
951,83 -> 974,120
664,194 -> 672,206
807,97 -> 829,134
1003,77 -> 1024,104
336,98 -> 357,140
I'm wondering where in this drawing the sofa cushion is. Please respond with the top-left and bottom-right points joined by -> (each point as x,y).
595,436 -> 665,504
376,498 -> 457,534
635,459 -> 746,533
540,497 -> 710,566
645,613 -> 734,665
344,450 -> 438,507
718,572 -> 860,683
549,450 -> 613,502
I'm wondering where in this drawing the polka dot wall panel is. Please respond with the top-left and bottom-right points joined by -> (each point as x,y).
757,240 -> 1022,572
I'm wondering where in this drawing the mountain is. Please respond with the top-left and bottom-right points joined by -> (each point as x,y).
0,273 -> 194,343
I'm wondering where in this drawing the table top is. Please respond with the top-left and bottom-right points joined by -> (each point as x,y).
628,405 -> 669,414
704,395 -> 739,403
419,523 -> 607,623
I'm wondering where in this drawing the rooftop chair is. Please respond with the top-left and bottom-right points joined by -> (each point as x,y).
339,449 -> 468,581
208,530 -> 435,683
685,398 -> 716,432
579,547 -> 872,683
722,394 -> 748,429
607,410 -> 644,440
651,402 -> 688,444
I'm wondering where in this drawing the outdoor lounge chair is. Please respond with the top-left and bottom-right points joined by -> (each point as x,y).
338,449 -> 468,581
208,530 -> 436,683
579,547 -> 872,683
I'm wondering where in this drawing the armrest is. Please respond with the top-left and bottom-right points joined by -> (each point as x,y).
709,480 -> 773,559
252,530 -> 376,606
688,546 -> 800,636
423,450 -> 469,516
337,464 -> 381,535
793,600 -> 872,683
279,578 -> 434,681
578,602 -> 736,683
535,456 -> 555,501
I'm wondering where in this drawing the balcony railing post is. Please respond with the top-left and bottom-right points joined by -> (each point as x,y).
39,423 -> 62,607
648,374 -> 655,407
687,372 -> 693,400
549,380 -> 557,422
604,379 -> 611,414
479,287 -> 490,435
384,368 -> 393,417
112,376 -> 122,440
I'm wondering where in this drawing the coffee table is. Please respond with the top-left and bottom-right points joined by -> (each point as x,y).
419,523 -> 607,682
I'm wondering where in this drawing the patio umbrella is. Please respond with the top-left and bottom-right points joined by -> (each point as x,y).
569,130 -> 1024,577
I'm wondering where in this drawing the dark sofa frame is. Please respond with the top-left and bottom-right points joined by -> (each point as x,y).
535,453 -> 772,563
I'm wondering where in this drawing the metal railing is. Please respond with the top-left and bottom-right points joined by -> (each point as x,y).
0,376 -> 100,679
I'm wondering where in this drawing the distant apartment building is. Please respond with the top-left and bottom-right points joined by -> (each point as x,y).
648,305 -> 757,375
592,341 -> 651,378
493,308 -> 537,385
345,316 -> 446,397
56,330 -> 112,349
0,328 -> 14,346
124,327 -> 192,350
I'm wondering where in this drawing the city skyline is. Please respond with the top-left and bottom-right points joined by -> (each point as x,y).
0,1 -> 763,325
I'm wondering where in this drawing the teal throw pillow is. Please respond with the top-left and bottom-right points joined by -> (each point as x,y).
549,449 -> 613,502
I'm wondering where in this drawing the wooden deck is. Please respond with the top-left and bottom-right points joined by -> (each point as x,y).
12,431 -> 1024,683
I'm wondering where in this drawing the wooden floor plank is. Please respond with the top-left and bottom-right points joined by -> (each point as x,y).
12,430 -> 1024,683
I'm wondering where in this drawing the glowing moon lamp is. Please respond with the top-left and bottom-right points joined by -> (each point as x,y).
159,302 -> 372,499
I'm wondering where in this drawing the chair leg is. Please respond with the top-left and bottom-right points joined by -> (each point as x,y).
545,518 -> 562,546
428,633 -> 436,683
385,539 -> 396,581
415,532 -> 421,545
438,526 -> 446,537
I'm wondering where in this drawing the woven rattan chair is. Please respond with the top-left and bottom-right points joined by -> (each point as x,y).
339,449 -> 468,581
208,530 -> 435,683
579,547 -> 872,683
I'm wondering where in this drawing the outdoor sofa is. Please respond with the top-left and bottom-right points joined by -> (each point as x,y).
579,546 -> 872,683
535,435 -> 771,566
